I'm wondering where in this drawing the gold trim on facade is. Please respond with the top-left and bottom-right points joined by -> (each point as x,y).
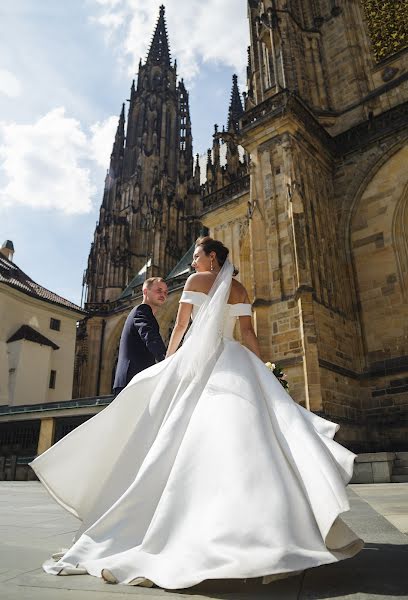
361,0 -> 408,62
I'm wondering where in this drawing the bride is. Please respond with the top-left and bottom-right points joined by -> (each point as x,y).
30,236 -> 363,589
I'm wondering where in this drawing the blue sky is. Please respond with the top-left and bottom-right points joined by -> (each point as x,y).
0,0 -> 249,306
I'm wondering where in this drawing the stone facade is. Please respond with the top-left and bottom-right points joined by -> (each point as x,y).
76,1 -> 408,453
232,0 -> 408,451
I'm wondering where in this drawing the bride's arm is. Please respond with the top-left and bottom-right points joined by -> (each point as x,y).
166,302 -> 193,357
239,316 -> 261,359
166,273 -> 203,357
238,288 -> 261,359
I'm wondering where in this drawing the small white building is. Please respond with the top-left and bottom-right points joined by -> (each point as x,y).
0,240 -> 84,407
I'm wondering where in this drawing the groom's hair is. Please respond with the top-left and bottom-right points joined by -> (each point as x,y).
142,277 -> 166,291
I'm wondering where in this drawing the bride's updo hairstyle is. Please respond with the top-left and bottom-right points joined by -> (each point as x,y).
195,236 -> 239,276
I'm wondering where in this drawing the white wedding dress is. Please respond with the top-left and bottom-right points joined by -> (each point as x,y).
31,263 -> 363,589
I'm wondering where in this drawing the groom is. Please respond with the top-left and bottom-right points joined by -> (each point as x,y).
112,277 -> 168,396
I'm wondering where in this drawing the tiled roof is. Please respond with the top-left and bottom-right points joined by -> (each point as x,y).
119,259 -> 151,300
119,246 -> 193,301
120,271 -> 146,300
0,255 -> 84,313
7,325 -> 60,350
166,244 -> 194,279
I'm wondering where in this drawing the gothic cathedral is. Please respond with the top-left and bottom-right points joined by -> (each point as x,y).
76,1 -> 408,453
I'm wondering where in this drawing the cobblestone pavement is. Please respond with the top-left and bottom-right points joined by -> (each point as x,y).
0,482 -> 407,599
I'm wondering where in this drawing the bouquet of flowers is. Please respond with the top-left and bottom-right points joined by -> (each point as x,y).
265,362 -> 289,390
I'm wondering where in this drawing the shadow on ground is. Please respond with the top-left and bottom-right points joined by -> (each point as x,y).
299,543 -> 408,599
171,543 -> 408,599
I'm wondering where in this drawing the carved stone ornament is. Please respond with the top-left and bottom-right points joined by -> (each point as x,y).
382,66 -> 399,82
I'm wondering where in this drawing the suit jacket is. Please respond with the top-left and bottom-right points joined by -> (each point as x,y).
113,303 -> 166,390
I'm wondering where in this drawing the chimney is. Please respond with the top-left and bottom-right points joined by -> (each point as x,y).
1,240 -> 15,262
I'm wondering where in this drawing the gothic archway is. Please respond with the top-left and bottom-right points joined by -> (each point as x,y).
343,137 -> 408,262
349,145 -> 408,365
392,182 -> 408,300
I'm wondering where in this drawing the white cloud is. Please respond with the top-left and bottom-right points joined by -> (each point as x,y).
97,11 -> 125,30
89,115 -> 118,169
94,0 -> 122,7
90,0 -> 249,84
0,107 -> 116,215
0,69 -> 22,98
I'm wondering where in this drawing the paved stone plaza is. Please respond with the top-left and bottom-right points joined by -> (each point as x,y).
0,482 -> 407,600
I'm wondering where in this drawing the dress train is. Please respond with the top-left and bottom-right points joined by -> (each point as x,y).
31,334 -> 363,589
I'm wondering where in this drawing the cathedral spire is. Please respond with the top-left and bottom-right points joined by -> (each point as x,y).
194,153 -> 200,187
178,78 -> 192,160
212,124 -> 220,167
109,103 -> 125,179
118,102 -> 125,133
227,74 -> 244,133
146,5 -> 171,66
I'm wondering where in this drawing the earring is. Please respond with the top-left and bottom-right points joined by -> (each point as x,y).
210,258 -> 214,271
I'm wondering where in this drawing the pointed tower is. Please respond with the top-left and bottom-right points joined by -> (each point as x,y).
212,124 -> 224,189
178,78 -> 193,169
86,104 -> 129,304
109,103 -> 125,180
193,153 -> 201,189
85,5 -> 197,304
200,74 -> 247,197
146,5 -> 171,66
227,74 -> 244,133
224,74 -> 246,183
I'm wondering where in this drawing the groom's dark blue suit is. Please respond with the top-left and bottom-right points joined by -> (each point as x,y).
113,303 -> 166,395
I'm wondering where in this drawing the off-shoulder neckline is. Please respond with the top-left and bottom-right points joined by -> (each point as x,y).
181,290 -> 251,307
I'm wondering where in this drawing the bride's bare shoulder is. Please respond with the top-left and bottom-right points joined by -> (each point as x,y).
184,272 -> 212,293
230,279 -> 250,303
184,272 -> 250,301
